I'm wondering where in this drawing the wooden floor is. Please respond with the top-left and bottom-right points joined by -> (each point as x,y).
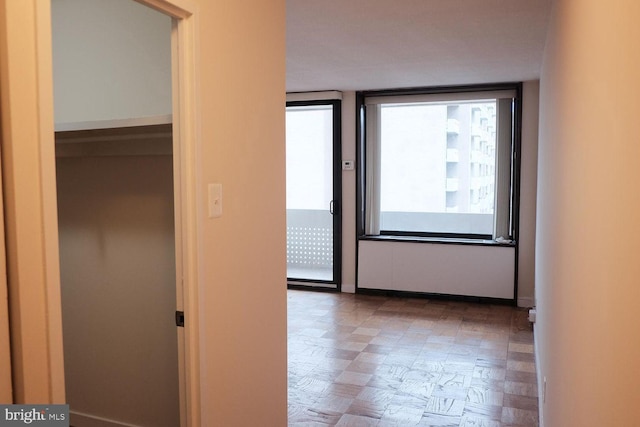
288,290 -> 538,426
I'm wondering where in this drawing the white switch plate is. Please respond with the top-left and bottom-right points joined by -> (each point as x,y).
208,183 -> 222,218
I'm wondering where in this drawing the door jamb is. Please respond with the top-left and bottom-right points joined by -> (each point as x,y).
135,1 -> 201,426
0,101 -> 12,403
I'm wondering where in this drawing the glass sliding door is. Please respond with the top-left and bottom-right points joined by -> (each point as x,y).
286,100 -> 341,289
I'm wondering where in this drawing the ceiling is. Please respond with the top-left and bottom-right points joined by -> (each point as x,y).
286,0 -> 552,92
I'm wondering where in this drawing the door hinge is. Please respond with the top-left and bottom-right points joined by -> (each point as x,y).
175,311 -> 185,327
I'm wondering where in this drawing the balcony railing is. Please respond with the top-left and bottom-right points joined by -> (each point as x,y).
286,209 -> 333,275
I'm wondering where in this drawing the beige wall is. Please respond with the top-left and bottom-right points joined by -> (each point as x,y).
536,0 -> 640,425
195,1 -> 287,425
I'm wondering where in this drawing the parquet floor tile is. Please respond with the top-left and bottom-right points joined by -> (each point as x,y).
288,290 -> 538,426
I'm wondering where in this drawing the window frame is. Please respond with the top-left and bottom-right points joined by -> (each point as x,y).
356,83 -> 523,245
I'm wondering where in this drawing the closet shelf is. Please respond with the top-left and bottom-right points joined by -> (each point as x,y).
55,114 -> 172,132
55,122 -> 172,158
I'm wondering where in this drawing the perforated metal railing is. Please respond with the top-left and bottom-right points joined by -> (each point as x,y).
287,226 -> 333,266
286,209 -> 333,272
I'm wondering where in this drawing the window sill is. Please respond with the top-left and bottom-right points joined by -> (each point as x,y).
358,234 -> 516,247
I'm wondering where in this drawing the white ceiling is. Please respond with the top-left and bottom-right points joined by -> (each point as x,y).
286,0 -> 552,92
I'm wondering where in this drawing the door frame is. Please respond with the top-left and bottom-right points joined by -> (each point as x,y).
285,99 -> 342,291
0,101 -> 12,403
0,0 -> 201,424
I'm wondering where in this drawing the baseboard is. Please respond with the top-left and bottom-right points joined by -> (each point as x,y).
70,411 -> 140,427
533,324 -> 544,427
517,296 -> 535,308
341,283 -> 355,293
357,287 -> 514,305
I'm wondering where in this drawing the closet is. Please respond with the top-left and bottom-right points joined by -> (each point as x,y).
51,0 -> 180,425
55,124 -> 180,427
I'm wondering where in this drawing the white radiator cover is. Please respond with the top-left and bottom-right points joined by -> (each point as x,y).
358,240 -> 515,299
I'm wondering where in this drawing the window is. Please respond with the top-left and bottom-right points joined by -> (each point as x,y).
358,84 -> 521,241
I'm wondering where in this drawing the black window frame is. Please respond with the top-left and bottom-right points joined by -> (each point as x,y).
356,82 -> 523,245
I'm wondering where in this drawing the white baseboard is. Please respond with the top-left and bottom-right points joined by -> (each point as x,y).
517,296 -> 535,308
70,411 -> 140,427
534,324 -> 544,427
341,283 -> 355,293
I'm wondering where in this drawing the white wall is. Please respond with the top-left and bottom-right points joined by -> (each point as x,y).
536,1 -> 640,425
51,0 -> 171,125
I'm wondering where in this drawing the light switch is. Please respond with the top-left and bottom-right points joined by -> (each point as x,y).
208,183 -> 222,218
